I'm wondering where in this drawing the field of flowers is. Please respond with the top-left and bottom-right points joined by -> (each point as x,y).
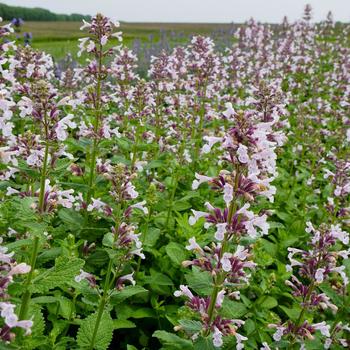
0,5 -> 349,350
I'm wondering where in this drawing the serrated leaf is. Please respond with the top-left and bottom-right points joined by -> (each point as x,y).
110,285 -> 148,305
30,256 -> 84,293
144,271 -> 173,286
258,296 -> 278,309
279,305 -> 301,321
194,336 -> 215,350
31,296 -> 59,304
165,242 -> 187,265
179,319 -> 202,333
185,267 -> 213,295
76,310 -> 114,350
153,330 -> 193,350
220,299 -> 247,318
58,208 -> 84,230
113,319 -> 136,330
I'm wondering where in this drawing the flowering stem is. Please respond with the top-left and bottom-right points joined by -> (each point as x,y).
205,283 -> 220,335
86,43 -> 103,205
19,129 -> 50,320
165,169 -> 178,229
135,208 -> 152,279
18,236 -> 39,321
38,141 -> 49,212
89,258 -> 113,350
205,167 -> 240,335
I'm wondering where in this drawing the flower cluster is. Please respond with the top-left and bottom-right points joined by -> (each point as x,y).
269,222 -> 349,348
0,238 -> 32,342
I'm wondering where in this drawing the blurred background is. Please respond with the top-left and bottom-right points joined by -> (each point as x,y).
1,0 -> 349,74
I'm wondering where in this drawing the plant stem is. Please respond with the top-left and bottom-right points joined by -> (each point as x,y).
19,133 -> 50,320
86,43 -> 103,205
206,284 -> 220,329
18,236 -> 40,320
89,258 -> 113,350
165,169 -> 178,229
38,141 -> 49,212
135,208 -> 152,279
205,168 -> 240,334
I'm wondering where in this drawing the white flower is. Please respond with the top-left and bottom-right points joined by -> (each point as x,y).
174,285 -> 194,299
221,252 -> 232,272
223,102 -> 235,118
273,326 -> 286,341
130,201 -> 148,215
101,35 -> 108,45
130,248 -> 145,259
330,224 -> 349,245
188,210 -> 207,225
202,136 -> 222,154
8,263 -> 31,276
313,322 -> 330,337
75,269 -> 94,283
261,342 -> 271,350
0,302 -> 33,335
125,182 -> 138,199
213,326 -> 223,347
87,40 -> 95,52
55,114 -> 76,141
118,272 -> 136,286
80,19 -> 91,30
87,198 -> 106,212
216,290 -> 226,307
185,237 -> 203,252
215,223 -> 227,241
236,333 -> 248,350
331,266 -> 349,286
237,144 -> 249,163
223,183 -> 233,205
192,173 -> 212,190
315,268 -> 325,283
6,187 -> 19,196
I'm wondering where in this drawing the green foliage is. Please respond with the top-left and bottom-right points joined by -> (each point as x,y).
76,311 -> 114,350
30,256 -> 84,293
0,2 -> 90,21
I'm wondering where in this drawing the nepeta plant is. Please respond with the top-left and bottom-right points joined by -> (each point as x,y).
268,222 -> 349,349
170,100 -> 286,348
0,6 -> 349,350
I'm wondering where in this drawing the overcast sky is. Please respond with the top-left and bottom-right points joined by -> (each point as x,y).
2,0 -> 349,23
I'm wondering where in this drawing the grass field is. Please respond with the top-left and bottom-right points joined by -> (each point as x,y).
16,21 -> 237,60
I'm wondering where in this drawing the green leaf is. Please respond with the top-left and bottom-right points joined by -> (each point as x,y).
113,319 -> 136,330
30,256 -> 84,293
185,267 -> 213,295
179,319 -> 202,333
279,305 -> 301,321
110,285 -> 148,305
58,208 -> 84,230
258,296 -> 278,309
31,296 -> 58,304
58,296 -> 74,319
173,200 -> 192,211
142,227 -> 161,247
127,345 -> 138,350
220,299 -> 247,318
102,232 -> 114,248
144,271 -> 173,286
76,310 -> 114,350
153,330 -> 193,350
165,242 -> 187,266
194,336 -> 216,350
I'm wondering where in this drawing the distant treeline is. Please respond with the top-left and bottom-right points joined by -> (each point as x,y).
0,2 -> 91,21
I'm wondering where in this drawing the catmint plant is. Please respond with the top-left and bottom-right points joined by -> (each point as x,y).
268,222 -> 349,349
